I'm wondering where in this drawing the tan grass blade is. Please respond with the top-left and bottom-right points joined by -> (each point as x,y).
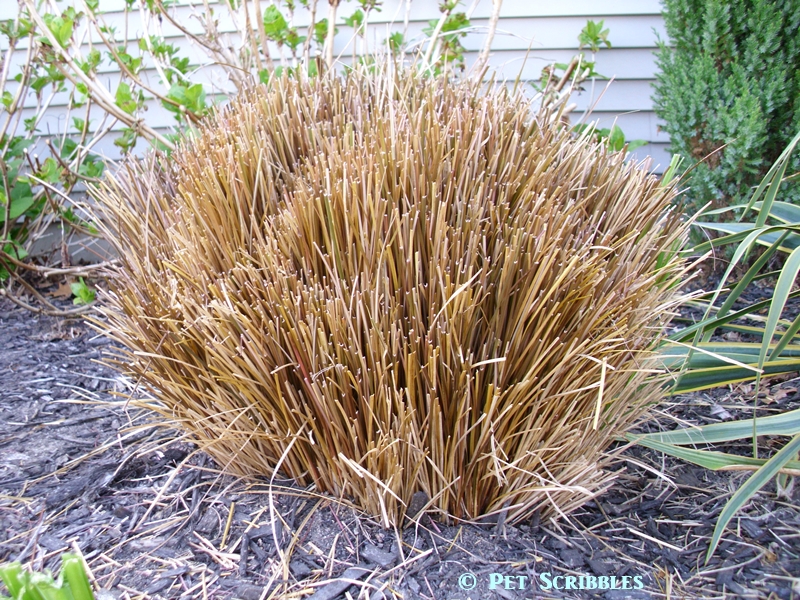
89,62 -> 688,527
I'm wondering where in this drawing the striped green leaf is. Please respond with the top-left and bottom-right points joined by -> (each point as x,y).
742,128 -> 800,222
625,435 -> 800,471
691,224 -> 800,254
644,127 -> 800,565
706,433 -> 800,563
666,359 -> 800,393
628,407 -> 800,444
754,201 -> 800,225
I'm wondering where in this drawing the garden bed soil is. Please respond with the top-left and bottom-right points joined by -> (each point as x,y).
1,293 -> 799,600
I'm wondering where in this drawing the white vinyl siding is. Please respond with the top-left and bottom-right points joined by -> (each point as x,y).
1,0 -> 669,169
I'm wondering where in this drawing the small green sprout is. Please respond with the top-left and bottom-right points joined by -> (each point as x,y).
0,554 -> 95,600
70,278 -> 96,305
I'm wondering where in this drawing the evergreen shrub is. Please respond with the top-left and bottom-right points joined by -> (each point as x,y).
653,0 -> 800,215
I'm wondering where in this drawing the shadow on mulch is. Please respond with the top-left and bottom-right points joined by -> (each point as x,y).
1,297 -> 798,600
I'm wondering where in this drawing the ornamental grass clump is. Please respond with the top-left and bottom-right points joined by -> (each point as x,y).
92,65 -> 688,527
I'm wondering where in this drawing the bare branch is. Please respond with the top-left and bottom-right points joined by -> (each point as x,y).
325,0 -> 341,70
473,0 -> 502,79
421,4 -> 454,71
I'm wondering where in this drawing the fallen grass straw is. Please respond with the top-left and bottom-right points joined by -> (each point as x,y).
90,63 -> 689,528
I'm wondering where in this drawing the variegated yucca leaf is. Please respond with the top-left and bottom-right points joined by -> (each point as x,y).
646,127 -> 800,563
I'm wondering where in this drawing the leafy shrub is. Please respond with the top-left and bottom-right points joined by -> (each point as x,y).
1,0 -> 471,311
653,0 -> 800,215
91,65 -> 688,527
0,9 -> 104,311
535,20 -> 646,153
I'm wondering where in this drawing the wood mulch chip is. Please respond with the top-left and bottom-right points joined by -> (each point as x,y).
1,296 -> 798,599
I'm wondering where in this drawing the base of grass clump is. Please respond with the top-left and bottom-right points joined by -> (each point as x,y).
91,64 -> 688,528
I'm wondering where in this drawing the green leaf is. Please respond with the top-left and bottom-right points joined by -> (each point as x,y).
626,435 -> 800,471
16,18 -> 34,39
115,81 -> 137,115
61,206 -> 78,225
0,19 -> 15,40
164,82 -> 207,117
0,562 -> 24,597
30,75 -> 50,94
440,12 -> 469,34
704,233 -> 789,344
659,340 -> 800,368
4,160 -> 23,186
87,49 -> 102,69
578,19 -> 611,52
358,0 -> 382,11
60,554 -> 94,600
0,553 -> 95,600
1,90 -> 12,110
78,157 -> 104,179
38,157 -> 62,184
284,28 -> 306,51
0,185 -> 34,223
689,178 -> 800,386
628,407 -> 800,445
661,154 -> 684,187
741,128 -> 800,224
607,124 -> 625,152
1,242 -> 28,280
423,11 -> 469,37
343,9 -> 364,30
313,19 -> 329,46
6,136 -> 35,159
763,246 -> 800,362
169,56 -> 190,81
113,127 -> 137,154
692,222 -> 800,254
670,360 -> 800,393
756,201 -> 800,225
114,49 -> 143,74
626,139 -> 648,152
668,290 -> 800,343
691,223 -> 800,349
388,31 -> 404,53
770,310 -> 800,361
60,138 -> 79,160
23,115 -> 40,133
73,82 -> 89,104
263,5 -> 288,41
71,278 -> 96,305
658,340 -> 800,393
706,433 -> 800,563
42,13 -> 74,47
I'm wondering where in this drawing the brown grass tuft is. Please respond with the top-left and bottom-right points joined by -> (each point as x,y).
91,65 -> 688,527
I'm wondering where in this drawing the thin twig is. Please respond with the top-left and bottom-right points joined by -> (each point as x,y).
325,0 -> 341,70
472,0 -> 502,79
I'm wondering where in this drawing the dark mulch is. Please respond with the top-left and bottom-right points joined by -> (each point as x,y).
1,295 -> 799,600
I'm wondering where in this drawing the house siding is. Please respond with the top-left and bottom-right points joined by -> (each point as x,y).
1,0 -> 670,169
